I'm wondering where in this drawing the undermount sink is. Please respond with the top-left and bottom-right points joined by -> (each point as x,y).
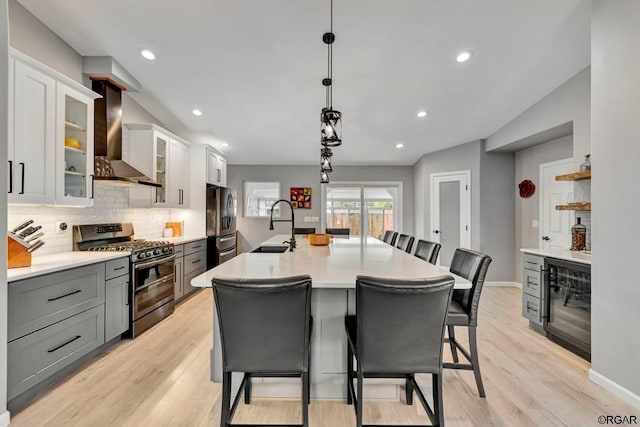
250,245 -> 289,253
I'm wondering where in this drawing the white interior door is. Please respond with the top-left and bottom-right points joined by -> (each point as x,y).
540,159 -> 573,250
430,171 -> 471,266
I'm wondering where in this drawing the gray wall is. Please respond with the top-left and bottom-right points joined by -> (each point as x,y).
413,140 -> 516,281
514,136 -> 573,278
479,147 -> 516,281
228,165 -> 414,254
591,0 -> 640,402
486,67 -> 590,172
1,0 -> 9,423
8,0 -> 82,83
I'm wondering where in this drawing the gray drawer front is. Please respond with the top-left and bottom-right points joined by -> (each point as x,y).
105,257 -> 129,280
105,275 -> 129,342
184,240 -> 206,255
184,267 -> 206,295
523,253 -> 544,272
174,244 -> 184,256
9,263 -> 105,341
523,268 -> 542,298
184,251 -> 206,275
522,294 -> 543,325
8,305 -> 105,400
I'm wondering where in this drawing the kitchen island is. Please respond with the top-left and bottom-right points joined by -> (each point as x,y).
191,234 -> 470,400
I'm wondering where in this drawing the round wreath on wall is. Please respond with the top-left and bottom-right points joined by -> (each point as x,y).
518,179 -> 536,198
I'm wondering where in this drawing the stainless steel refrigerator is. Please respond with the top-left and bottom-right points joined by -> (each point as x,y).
206,184 -> 237,269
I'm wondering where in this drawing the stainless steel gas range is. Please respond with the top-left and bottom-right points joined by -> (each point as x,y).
73,223 -> 175,337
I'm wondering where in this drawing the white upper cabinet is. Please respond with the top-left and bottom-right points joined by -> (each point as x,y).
8,50 -> 101,206
124,123 -> 190,208
205,148 -> 227,187
56,83 -> 96,206
8,58 -> 56,205
168,138 -> 190,208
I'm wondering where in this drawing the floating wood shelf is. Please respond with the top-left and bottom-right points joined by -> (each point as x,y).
556,203 -> 591,211
555,171 -> 591,181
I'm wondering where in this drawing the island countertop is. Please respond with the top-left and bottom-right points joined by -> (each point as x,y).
191,234 -> 471,289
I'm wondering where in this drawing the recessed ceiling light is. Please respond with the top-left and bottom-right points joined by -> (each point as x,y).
140,49 -> 156,61
416,111 -> 427,118
222,142 -> 229,148
456,51 -> 472,63
192,109 -> 203,116
395,143 -> 404,149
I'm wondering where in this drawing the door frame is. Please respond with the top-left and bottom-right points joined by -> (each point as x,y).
321,181 -> 403,236
539,158 -> 573,249
429,170 -> 471,251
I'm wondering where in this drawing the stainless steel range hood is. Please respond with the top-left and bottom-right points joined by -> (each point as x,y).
91,79 -> 161,188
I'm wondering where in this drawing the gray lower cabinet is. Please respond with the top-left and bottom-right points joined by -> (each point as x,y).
105,274 -> 129,342
7,256 -> 131,403
8,263 -> 105,342
174,240 -> 205,300
522,253 -> 545,328
8,305 -> 105,400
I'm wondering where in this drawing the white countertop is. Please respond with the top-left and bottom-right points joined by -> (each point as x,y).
191,234 -> 471,289
7,251 -> 130,282
163,235 -> 206,245
520,248 -> 591,265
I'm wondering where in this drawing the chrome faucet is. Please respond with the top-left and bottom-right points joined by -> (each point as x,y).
269,199 -> 296,252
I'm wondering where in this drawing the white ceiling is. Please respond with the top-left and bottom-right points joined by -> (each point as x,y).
19,0 -> 590,165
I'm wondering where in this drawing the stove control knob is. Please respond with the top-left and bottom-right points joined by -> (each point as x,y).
154,249 -> 161,255
163,247 -> 170,254
138,252 -> 146,260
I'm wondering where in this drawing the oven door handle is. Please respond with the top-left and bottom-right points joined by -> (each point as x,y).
135,275 -> 174,293
134,255 -> 176,270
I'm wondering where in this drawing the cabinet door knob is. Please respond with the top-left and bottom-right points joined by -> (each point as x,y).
542,236 -> 550,241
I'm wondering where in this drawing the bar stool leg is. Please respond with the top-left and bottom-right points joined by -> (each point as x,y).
221,371 -> 232,427
302,372 -> 309,427
405,374 -> 414,405
447,325 -> 459,363
469,327 -> 486,398
244,373 -> 251,404
347,345 -> 353,405
432,373 -> 444,427
356,373 -> 364,427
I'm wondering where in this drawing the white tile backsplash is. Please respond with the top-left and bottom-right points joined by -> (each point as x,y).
8,185 -> 172,255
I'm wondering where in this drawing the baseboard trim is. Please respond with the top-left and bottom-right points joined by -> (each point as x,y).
486,281 -> 521,288
0,410 -> 10,427
589,369 -> 640,409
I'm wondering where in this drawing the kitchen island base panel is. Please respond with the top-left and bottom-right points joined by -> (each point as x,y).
211,288 -> 404,400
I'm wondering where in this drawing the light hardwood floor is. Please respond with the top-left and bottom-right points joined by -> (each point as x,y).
11,287 -> 638,427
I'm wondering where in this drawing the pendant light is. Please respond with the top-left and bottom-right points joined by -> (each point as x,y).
320,147 -> 333,172
320,0 -> 340,184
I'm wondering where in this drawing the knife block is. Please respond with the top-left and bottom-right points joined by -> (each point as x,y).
8,236 -> 32,268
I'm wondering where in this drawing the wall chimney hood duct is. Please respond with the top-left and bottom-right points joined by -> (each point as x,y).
91,80 -> 161,188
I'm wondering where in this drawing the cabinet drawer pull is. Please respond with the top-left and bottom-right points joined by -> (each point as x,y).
113,266 -> 126,271
191,259 -> 202,264
47,289 -> 82,302
19,162 -> 25,194
8,160 -> 12,193
91,174 -> 95,199
47,335 -> 81,353
191,245 -> 202,249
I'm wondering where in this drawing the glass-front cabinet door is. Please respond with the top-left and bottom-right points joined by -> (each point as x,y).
153,131 -> 168,206
56,83 -> 95,206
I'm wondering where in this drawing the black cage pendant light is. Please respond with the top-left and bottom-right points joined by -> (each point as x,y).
320,147 -> 333,172
321,0 -> 342,148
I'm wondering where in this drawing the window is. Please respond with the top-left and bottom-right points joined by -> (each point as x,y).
244,181 -> 280,217
322,183 -> 401,239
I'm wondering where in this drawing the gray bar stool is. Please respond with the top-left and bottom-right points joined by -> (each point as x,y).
444,248 -> 492,398
414,239 -> 441,265
345,275 -> 455,427
326,227 -> 350,236
212,275 -> 313,427
395,234 -> 415,253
